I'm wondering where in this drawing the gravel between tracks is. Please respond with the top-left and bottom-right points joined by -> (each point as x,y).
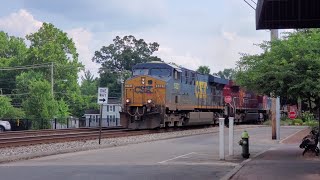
0,125 -> 263,163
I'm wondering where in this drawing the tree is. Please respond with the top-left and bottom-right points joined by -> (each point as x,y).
0,31 -> 28,95
0,96 -> 13,118
215,68 -> 236,79
81,70 -> 98,110
22,80 -> 57,129
56,99 -> 70,124
93,35 -> 161,97
196,66 -> 210,74
25,23 -> 84,117
235,29 -> 320,112
0,96 -> 25,119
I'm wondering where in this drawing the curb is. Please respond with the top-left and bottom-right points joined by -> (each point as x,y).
220,148 -> 271,180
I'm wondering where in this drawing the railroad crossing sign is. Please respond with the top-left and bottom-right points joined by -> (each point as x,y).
224,96 -> 232,104
289,111 -> 296,119
97,87 -> 108,104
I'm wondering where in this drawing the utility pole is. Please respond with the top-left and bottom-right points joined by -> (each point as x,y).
51,62 -> 54,97
270,29 -> 280,140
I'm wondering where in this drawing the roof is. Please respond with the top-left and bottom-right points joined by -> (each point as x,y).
133,62 -> 182,72
208,75 -> 229,85
256,0 -> 320,29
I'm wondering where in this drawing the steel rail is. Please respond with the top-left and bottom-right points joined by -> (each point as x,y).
0,130 -> 152,148
0,127 -> 124,138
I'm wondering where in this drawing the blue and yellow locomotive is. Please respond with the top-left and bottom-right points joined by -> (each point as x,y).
120,61 -> 229,129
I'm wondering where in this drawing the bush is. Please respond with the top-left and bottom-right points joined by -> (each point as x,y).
292,119 -> 303,125
303,120 -> 319,128
301,111 -> 315,122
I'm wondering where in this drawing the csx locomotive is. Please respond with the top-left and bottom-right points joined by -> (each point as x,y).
120,61 -> 270,129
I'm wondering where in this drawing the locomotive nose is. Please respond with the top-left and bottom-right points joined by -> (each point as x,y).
124,76 -> 165,106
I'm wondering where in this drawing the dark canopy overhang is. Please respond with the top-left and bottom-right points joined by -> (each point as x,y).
256,0 -> 320,29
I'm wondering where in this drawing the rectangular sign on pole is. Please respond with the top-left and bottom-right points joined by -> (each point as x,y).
97,87 -> 108,104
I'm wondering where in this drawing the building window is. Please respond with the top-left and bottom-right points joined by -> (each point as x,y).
110,105 -> 113,112
106,105 -> 109,112
113,105 -> 116,112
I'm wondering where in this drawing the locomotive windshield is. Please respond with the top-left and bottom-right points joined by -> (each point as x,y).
133,69 -> 149,76
150,68 -> 171,77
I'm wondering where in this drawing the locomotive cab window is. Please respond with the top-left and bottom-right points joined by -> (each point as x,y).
133,69 -> 149,76
150,68 -> 171,77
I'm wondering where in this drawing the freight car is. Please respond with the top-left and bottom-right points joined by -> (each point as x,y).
120,61 -> 269,129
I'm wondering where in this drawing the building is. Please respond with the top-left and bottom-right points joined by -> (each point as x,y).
83,97 -> 122,127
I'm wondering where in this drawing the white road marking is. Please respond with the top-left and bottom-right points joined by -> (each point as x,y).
158,152 -> 196,164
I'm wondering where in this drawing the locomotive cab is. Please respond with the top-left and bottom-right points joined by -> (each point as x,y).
121,62 -> 176,129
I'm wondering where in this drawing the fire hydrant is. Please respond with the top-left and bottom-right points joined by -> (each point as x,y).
239,130 -> 250,158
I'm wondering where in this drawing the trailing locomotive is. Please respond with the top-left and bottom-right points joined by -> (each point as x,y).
120,61 -> 269,129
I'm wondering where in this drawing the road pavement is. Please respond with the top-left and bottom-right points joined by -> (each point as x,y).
0,126 -> 306,180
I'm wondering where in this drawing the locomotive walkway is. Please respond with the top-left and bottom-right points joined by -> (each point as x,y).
229,128 -> 320,180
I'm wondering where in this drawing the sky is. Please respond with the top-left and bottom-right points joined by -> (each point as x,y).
0,0 -> 272,77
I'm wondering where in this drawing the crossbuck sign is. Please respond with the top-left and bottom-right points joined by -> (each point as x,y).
97,87 -> 108,104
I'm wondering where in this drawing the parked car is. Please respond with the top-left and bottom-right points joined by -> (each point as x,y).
0,120 -> 11,132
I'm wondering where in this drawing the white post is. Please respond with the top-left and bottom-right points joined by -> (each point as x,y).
229,117 -> 234,156
276,97 -> 281,140
219,118 -> 225,160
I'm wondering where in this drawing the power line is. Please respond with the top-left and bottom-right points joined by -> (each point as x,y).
0,63 -> 52,71
243,0 -> 256,10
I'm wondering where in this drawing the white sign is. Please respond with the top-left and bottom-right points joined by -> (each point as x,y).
97,87 -> 108,104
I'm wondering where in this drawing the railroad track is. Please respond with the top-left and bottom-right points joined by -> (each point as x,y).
0,129 -> 153,148
0,127 -> 124,138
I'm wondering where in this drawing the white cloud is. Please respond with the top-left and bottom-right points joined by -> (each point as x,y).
67,28 -> 100,78
222,31 -> 237,41
155,47 -> 202,70
0,9 -> 42,37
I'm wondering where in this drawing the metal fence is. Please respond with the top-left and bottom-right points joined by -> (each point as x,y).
5,117 -> 121,131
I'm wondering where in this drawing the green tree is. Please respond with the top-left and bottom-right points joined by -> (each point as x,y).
93,35 -> 161,97
56,99 -> 70,124
0,96 -> 13,118
25,23 -> 83,117
81,70 -> 98,110
0,96 -> 25,119
236,29 -> 320,111
196,66 -> 211,74
215,68 -> 236,79
0,31 -> 28,95
22,80 -> 57,129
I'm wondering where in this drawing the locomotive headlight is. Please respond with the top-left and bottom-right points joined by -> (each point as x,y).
141,78 -> 145,85
147,99 -> 152,104
126,98 -> 131,103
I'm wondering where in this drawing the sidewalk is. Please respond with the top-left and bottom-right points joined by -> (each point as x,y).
230,128 -> 320,180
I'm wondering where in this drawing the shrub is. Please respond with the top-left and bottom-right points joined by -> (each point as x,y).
303,120 -> 319,128
301,111 -> 315,122
292,119 -> 303,125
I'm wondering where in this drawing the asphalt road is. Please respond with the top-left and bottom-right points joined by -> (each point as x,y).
0,126 -> 306,180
